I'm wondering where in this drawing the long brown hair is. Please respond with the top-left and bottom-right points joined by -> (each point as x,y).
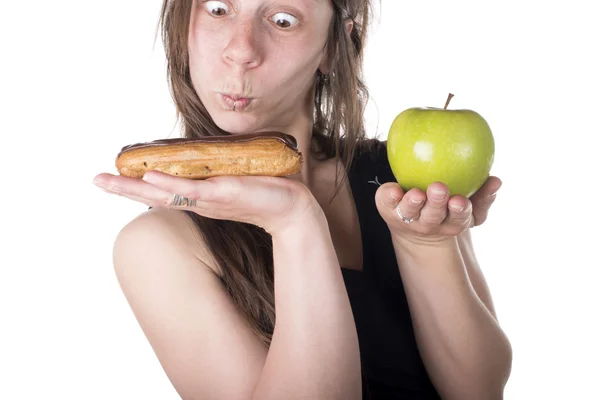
158,0 -> 375,346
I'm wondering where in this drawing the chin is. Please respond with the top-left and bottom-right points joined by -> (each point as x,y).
213,116 -> 256,134
210,110 -> 271,135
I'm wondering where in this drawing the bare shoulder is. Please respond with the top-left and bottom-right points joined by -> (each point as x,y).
111,208 -> 268,398
113,207 -> 220,276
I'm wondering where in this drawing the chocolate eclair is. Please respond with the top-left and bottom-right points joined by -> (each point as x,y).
115,132 -> 303,179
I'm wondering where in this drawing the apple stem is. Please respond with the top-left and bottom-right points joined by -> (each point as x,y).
444,93 -> 454,110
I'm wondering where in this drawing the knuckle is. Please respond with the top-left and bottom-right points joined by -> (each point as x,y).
477,196 -> 495,210
456,213 -> 473,228
474,212 -> 488,226
420,213 -> 445,225
406,199 -> 425,210
213,177 -> 242,204
449,206 -> 468,219
386,196 -> 400,208
427,200 -> 447,210
405,207 -> 423,218
444,215 -> 471,233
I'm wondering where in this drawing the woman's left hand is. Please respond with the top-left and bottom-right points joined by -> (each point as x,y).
374,176 -> 502,244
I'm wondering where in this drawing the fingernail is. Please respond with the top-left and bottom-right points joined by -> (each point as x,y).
409,197 -> 424,205
431,189 -> 447,201
450,203 -> 464,211
390,192 -> 400,201
92,178 -> 102,187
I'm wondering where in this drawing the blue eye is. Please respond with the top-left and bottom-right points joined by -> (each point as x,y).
204,1 -> 229,17
269,12 -> 298,29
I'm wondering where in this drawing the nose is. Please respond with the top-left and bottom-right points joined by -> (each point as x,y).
222,19 -> 263,70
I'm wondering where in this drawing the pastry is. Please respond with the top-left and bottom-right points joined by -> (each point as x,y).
115,132 -> 302,179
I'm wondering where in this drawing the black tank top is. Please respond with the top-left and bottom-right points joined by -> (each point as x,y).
342,139 -> 441,399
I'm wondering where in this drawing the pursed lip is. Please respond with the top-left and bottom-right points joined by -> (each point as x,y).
221,92 -> 253,100
218,93 -> 254,111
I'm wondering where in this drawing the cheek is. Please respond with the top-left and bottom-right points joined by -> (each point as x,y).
188,16 -> 224,85
188,33 -> 222,97
273,47 -> 322,90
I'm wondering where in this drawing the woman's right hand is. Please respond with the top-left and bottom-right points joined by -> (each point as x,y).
92,170 -> 321,235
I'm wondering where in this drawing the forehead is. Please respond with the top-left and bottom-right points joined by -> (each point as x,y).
234,0 -> 333,13
240,0 -> 328,6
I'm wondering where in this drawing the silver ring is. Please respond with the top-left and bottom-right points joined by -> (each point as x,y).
171,193 -> 196,208
396,207 -> 417,224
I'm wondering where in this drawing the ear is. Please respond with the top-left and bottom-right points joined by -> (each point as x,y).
318,52 -> 331,75
319,18 -> 354,75
345,18 -> 354,36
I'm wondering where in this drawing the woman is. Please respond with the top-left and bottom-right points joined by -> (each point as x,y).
93,0 -> 513,398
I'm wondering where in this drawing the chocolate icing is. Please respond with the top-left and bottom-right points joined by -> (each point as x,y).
118,132 -> 298,156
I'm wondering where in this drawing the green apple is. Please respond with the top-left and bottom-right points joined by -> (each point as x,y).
387,94 -> 495,198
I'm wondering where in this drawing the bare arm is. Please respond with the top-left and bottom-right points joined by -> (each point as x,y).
253,208 -> 361,399
392,232 -> 512,400
457,229 -> 498,319
113,207 -> 361,400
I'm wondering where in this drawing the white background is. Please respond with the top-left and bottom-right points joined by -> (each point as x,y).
1,0 -> 599,399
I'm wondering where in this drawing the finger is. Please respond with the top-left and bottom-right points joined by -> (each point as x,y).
471,191 -> 498,226
394,188 -> 426,223
141,171 -> 231,203
444,195 -> 473,230
418,182 -> 449,226
470,177 -> 502,226
375,182 -> 406,211
101,186 -> 157,207
93,173 -> 173,206
477,176 -> 502,197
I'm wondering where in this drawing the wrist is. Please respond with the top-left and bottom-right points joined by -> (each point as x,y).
270,204 -> 338,267
392,234 -> 462,269
268,198 -> 328,239
392,234 -> 466,277
392,233 -> 458,251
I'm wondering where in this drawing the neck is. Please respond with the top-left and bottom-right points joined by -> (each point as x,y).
280,117 -> 317,188
288,82 -> 325,189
